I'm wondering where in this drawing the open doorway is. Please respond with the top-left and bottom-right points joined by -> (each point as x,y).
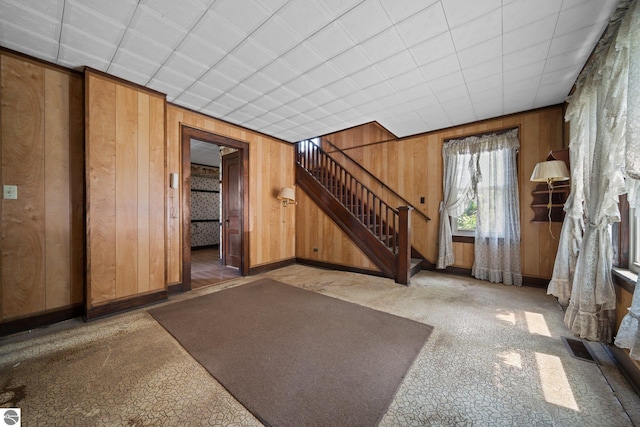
181,126 -> 249,291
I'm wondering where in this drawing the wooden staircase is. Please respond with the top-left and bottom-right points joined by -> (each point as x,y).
295,140 -> 423,284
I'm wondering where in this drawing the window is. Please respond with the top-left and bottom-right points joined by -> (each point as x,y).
452,199 -> 477,236
631,207 -> 640,274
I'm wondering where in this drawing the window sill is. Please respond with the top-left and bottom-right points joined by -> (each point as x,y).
612,267 -> 638,294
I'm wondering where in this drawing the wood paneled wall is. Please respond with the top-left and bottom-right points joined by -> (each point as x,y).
0,51 -> 83,322
311,106 -> 565,280
85,70 -> 166,309
165,105 -> 295,282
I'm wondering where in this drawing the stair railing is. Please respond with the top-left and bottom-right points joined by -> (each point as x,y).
296,139 -> 399,253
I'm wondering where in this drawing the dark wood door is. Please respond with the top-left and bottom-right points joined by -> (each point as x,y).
222,150 -> 242,268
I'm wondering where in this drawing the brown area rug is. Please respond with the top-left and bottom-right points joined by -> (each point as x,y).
149,278 -> 433,427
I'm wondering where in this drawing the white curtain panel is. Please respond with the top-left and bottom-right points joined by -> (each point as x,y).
471,131 -> 522,286
550,0 -> 638,344
437,129 -> 522,287
615,0 -> 640,358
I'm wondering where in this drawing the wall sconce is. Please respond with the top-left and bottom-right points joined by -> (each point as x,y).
530,160 -> 570,236
277,187 -> 296,207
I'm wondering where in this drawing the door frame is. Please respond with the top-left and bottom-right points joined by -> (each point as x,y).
180,125 -> 249,291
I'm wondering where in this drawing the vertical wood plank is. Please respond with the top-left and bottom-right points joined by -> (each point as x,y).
149,95 -> 166,291
115,85 -> 138,298
166,106 -> 182,285
87,73 -> 117,305
44,68 -> 71,309
137,93 -> 150,294
69,73 -> 85,305
1,56 -> 46,319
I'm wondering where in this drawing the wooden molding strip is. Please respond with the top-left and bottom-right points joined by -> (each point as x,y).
248,258 -> 296,275
0,305 -> 83,337
84,67 -> 167,99
296,258 -> 385,278
84,290 -> 168,321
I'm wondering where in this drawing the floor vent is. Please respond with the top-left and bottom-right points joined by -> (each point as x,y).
562,337 -> 597,363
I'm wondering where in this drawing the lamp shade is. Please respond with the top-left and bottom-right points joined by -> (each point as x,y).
530,160 -> 570,182
277,186 -> 295,201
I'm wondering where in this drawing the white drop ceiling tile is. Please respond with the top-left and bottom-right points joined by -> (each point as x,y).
141,0 -> 206,30
224,109 -> 256,125
233,39 -> 277,72
305,62 -> 344,87
349,66 -> 386,90
243,116 -> 272,130
210,0 -> 271,35
394,3 -> 449,48
547,26 -> 602,58
401,85 -> 436,104
306,22 -> 353,59
434,84 -> 469,104
213,92 -> 247,111
379,0 -> 439,23
360,27 -> 406,63
286,97 -> 317,114
278,0 -> 333,39
462,58 -> 502,83
467,74 -> 502,95
254,0 -> 289,14
470,87 -> 502,106
409,31 -> 456,67
322,99 -> 351,115
534,82 -> 570,105
376,92 -> 407,109
304,89 -> 336,106
504,91 -> 536,112
340,90 -> 373,108
0,21 -> 59,60
249,16 -> 300,56
60,26 -> 117,60
261,59 -> 301,85
68,0 -> 138,24
555,1 -> 615,37
65,1 -> 126,42
457,36 -> 502,69
366,81 -> 397,98
286,75 -> 321,97
441,0 -> 501,28
442,100 -> 475,122
190,10 -> 246,53
324,78 -> 359,98
503,0 -> 561,33
235,101 -> 269,119
154,67 -> 195,91
473,100 -> 504,122
329,46 -> 374,78
539,68 -> 577,89
503,14 -> 557,54
215,56 -> 257,82
376,50 -> 417,79
120,30 -> 173,64
130,5 -> 186,47
269,86 -> 299,104
202,100 -> 236,118
387,68 -> 425,92
226,84 -> 262,104
162,53 -> 210,82
317,0 -> 363,18
270,103 -> 299,119
189,81 -> 225,100
58,44 -> 110,71
199,69 -> 240,92
174,91 -> 212,110
503,61 -> 546,85
338,0 -> 393,44
450,9 -> 502,51
282,43 -> 326,74
355,101 -> 383,116
244,72 -> 281,95
504,77 -> 539,97
250,95 -> 282,111
503,41 -> 551,71
0,0 -> 61,39
109,48 -> 160,78
176,35 -> 226,67
420,54 -> 460,81
544,51 -> 586,73
9,0 -> 65,19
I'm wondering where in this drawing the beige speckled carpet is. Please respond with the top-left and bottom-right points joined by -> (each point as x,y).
149,278 -> 433,427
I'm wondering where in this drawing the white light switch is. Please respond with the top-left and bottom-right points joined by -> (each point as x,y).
3,185 -> 17,199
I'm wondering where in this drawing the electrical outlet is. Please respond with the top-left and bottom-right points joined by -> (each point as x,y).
420,196 -> 425,204
3,185 -> 17,200
313,248 -> 318,252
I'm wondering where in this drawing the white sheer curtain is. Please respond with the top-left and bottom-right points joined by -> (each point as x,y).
549,0 -> 637,343
437,130 -> 522,286
615,0 -> 640,358
471,130 -> 522,286
437,142 -> 476,269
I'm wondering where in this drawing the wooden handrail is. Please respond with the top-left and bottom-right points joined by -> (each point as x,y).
319,138 -> 431,222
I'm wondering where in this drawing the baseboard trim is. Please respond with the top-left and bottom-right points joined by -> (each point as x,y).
605,344 -> 640,395
296,258 -> 385,278
168,283 -> 184,294
421,260 -> 549,288
0,305 -> 83,337
85,290 -> 168,321
248,258 -> 296,275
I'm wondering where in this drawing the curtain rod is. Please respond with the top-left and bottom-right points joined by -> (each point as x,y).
443,127 -> 518,143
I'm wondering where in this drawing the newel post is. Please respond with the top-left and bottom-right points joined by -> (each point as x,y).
396,206 -> 413,285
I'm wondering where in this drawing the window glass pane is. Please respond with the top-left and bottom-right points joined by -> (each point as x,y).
456,200 -> 477,231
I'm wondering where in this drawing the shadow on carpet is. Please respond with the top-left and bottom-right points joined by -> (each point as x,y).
149,278 -> 433,427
